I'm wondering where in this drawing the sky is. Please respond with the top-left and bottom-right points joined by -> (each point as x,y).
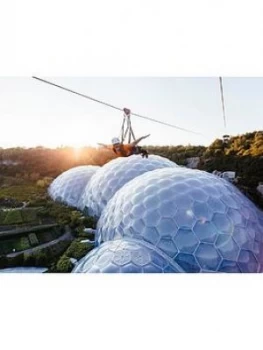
0,77 -> 262,149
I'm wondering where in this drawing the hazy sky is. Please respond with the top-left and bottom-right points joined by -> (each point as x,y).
0,77 -> 262,148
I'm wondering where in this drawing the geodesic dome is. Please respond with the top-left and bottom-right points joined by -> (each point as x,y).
48,165 -> 99,208
97,167 -> 263,273
72,239 -> 184,273
82,155 -> 177,218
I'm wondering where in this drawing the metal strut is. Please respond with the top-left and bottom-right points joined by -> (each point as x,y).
120,108 -> 136,143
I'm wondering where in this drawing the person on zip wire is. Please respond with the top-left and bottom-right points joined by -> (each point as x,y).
98,134 -> 150,158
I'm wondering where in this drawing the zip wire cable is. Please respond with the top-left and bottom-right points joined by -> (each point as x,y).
32,76 -> 203,136
219,77 -> 227,128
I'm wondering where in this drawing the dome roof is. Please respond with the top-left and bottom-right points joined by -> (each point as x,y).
97,167 -> 263,273
72,239 -> 183,273
82,155 -> 177,218
48,165 -> 99,208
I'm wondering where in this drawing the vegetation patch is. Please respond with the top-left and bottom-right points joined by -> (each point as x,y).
53,238 -> 94,272
0,210 -> 7,224
56,256 -> 73,273
3,210 -> 23,225
65,239 -> 93,260
0,184 -> 45,202
21,208 -> 38,223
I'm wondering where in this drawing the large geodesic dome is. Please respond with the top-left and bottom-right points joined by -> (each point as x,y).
72,239 -> 184,273
48,165 -> 99,208
97,167 -> 263,273
82,155 -> 177,218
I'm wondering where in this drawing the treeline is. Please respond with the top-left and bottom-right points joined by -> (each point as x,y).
199,131 -> 263,187
147,145 -> 206,165
0,146 -> 116,179
0,131 -> 262,182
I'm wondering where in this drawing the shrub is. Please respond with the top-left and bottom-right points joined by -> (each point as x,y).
65,239 -> 93,260
14,236 -> 31,251
56,256 -> 73,273
82,216 -> 97,229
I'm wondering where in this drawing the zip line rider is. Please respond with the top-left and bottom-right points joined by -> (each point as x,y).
99,134 -> 150,158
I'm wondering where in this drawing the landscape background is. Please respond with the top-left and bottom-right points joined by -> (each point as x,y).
1,130 -> 262,272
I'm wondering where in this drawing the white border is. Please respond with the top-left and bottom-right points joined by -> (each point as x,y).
1,1 -> 263,350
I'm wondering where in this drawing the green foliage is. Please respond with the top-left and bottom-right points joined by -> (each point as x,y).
15,236 -> 31,251
146,144 -> 206,165
0,184 -> 45,202
3,210 -> 23,225
56,256 -> 73,273
0,210 -> 7,224
50,238 -> 94,272
65,239 -> 93,260
21,209 -> 38,223
27,197 -> 49,207
69,210 -> 83,227
205,131 -> 263,158
82,215 -> 97,229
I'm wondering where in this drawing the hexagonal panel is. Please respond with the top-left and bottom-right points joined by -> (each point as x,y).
218,260 -> 241,273
158,187 -> 174,201
195,243 -> 222,271
49,165 -> 99,209
193,221 -> 218,243
174,228 -> 199,254
156,218 -> 177,236
130,203 -> 145,219
189,188 -> 209,202
82,155 -> 177,217
150,252 -> 169,269
207,197 -> 227,214
174,208 -> 196,229
237,250 -> 259,273
159,201 -> 177,217
143,195 -> 160,210
131,250 -> 151,266
227,208 -> 243,226
215,234 -> 240,260
143,209 -> 161,227
96,167 -> 263,273
113,250 -> 132,266
173,194 -> 194,209
193,201 -> 213,222
204,185 -> 222,198
73,239 -> 182,273
157,236 -> 178,258
220,194 -> 239,210
141,226 -> 160,245
132,218 -> 145,235
175,253 -> 200,273
213,213 -> 233,234
232,226 -> 251,250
